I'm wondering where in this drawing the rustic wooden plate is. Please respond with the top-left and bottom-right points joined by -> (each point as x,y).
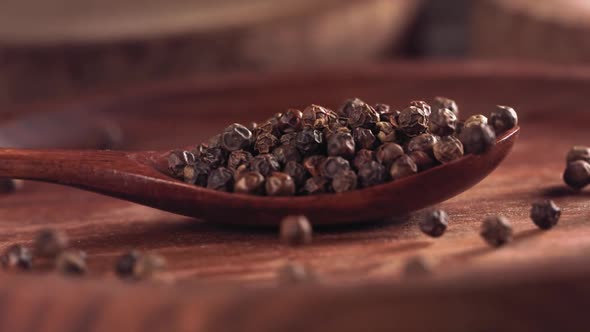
1,62 -> 590,332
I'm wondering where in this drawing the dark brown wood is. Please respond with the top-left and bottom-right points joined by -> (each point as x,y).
0,127 -> 517,225
0,62 -> 590,331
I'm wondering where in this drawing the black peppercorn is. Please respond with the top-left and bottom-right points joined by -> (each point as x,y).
420,209 -> 449,237
254,133 -> 279,154
433,136 -> 464,163
1,244 -> 32,270
375,121 -> 397,144
409,100 -> 432,117
566,146 -> 590,164
302,105 -> 336,129
265,172 -> 296,196
220,123 -> 253,152
398,106 -> 429,137
390,155 -> 418,180
408,151 -> 436,171
407,133 -> 438,155
464,114 -> 488,128
327,132 -> 355,159
358,161 -> 387,188
0,179 -> 23,194
280,132 -> 298,146
200,147 -> 226,168
167,150 -> 195,178
56,250 -> 87,276
272,144 -> 302,165
227,150 -> 252,170
115,251 -> 165,280
277,262 -> 315,284
403,256 -> 432,277
278,108 -> 303,133
302,176 -> 328,195
375,143 -> 404,168
353,127 -> 377,150
432,96 -> 459,116
280,215 -> 312,246
563,160 -> 590,190
459,123 -> 496,155
331,170 -> 358,193
249,154 -> 281,177
490,105 -> 518,135
530,200 -> 561,230
34,228 -> 69,258
429,108 -> 457,136
374,103 -> 391,115
346,101 -> 379,128
303,155 -> 327,177
480,215 -> 513,247
183,162 -> 210,186
115,250 -> 140,279
234,171 -> 266,195
207,167 -> 234,192
255,119 -> 280,138
296,127 -> 324,156
353,149 -> 375,170
320,156 -> 351,180
283,161 -> 309,188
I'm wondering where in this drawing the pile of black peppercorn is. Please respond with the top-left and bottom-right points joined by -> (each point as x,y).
168,98 -> 518,196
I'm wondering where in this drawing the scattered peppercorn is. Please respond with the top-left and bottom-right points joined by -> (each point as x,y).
563,160 -> 590,190
420,209 -> 449,237
277,262 -> 315,284
566,146 -> 590,164
480,215 -> 513,247
403,256 -> 432,277
115,251 -> 165,280
280,215 -> 312,246
56,250 -> 87,276
1,244 -> 33,270
34,228 -> 69,258
0,179 -> 24,194
489,105 -> 518,135
530,200 -> 561,230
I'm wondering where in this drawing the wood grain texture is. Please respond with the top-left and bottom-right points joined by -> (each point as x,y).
1,62 -> 590,331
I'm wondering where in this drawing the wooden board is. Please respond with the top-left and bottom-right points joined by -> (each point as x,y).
1,62 -> 590,331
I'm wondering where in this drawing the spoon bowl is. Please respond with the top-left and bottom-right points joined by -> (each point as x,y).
0,127 -> 518,225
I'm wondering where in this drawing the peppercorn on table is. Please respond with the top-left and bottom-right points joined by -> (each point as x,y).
1,62 -> 590,332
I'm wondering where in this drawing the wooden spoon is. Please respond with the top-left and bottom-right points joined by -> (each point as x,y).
0,127 -> 519,225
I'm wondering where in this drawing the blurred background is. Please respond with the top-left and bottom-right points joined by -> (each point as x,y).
1,0 -> 589,106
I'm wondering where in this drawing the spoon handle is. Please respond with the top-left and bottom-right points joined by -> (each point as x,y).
0,148 -> 130,183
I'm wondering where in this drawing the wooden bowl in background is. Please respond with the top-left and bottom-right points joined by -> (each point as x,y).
0,0 -> 421,105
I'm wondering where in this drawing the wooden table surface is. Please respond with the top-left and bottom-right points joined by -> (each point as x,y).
1,62 -> 590,331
